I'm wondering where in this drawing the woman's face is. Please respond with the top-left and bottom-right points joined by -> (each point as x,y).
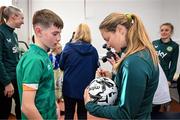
100,25 -> 127,52
160,25 -> 172,40
55,44 -> 62,54
13,12 -> 24,28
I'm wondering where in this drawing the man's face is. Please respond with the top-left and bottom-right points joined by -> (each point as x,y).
41,25 -> 61,50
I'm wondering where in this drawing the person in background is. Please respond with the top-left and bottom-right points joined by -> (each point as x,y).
152,22 -> 179,112
0,6 -> 24,119
84,12 -> 159,119
16,9 -> 63,119
49,43 -> 63,102
69,31 -> 75,43
59,23 -> 99,120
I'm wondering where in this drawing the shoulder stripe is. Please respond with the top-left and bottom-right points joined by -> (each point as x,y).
120,66 -> 128,107
23,84 -> 38,91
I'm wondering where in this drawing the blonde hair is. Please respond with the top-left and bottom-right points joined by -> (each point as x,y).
74,23 -> 92,43
99,12 -> 159,69
52,43 -> 62,53
0,6 -> 22,24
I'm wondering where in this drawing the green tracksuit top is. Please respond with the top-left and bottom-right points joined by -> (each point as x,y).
16,44 -> 57,119
85,49 -> 159,119
153,39 -> 179,81
0,23 -> 19,88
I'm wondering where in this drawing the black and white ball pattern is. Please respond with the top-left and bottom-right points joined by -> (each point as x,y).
88,77 -> 118,105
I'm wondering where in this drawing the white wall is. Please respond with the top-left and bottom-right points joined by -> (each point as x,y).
0,0 -> 12,5
160,0 -> 180,41
29,0 -> 180,50
14,0 -> 180,72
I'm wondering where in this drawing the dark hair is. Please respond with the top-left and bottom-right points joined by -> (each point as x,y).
0,6 -> 22,24
33,9 -> 64,29
69,31 -> 75,42
32,35 -> 35,43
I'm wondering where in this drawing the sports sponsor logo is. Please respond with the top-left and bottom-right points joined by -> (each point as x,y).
6,38 -> 12,43
47,64 -> 51,70
154,45 -> 158,48
89,85 -> 100,91
12,46 -> 18,53
167,46 -> 173,52
157,50 -> 167,58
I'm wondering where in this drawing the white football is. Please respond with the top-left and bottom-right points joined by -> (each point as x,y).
88,77 -> 118,105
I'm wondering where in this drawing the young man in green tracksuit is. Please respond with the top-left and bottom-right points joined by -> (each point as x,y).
0,6 -> 24,119
84,12 -> 159,119
16,9 -> 63,119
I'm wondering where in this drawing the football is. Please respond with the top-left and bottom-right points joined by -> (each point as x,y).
88,77 -> 118,105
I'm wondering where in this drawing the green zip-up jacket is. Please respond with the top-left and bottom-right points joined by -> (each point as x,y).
85,49 -> 159,119
153,39 -> 179,81
0,24 -> 19,89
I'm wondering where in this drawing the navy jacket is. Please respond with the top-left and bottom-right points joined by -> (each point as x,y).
59,40 -> 99,99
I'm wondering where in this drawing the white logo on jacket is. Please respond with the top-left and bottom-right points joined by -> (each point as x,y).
157,50 -> 167,58
47,64 -> 51,70
12,46 -> 18,53
6,38 -> 12,42
154,45 -> 158,48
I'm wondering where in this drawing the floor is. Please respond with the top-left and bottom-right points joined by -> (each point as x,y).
58,100 -> 107,120
167,99 -> 180,112
9,99 -> 180,120
170,87 -> 179,103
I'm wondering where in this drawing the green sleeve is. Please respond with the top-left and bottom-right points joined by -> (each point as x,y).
22,57 -> 43,84
0,32 -> 11,86
86,101 -> 128,119
85,57 -> 148,119
168,45 -> 179,81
